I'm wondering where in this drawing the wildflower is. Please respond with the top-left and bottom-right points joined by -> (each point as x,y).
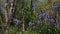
54,3 -> 60,11
49,18 -> 56,26
39,13 -> 44,20
16,21 -> 20,26
15,20 -> 22,26
6,0 -> 9,3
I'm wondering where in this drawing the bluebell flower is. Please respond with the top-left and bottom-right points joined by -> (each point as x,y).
6,0 -> 9,3
39,13 -> 44,20
46,15 -> 50,19
49,18 -> 56,26
55,6 -> 60,11
43,13 -> 46,16
15,20 -> 22,26
16,21 -> 19,25
57,2 -> 60,6
54,2 -> 60,11
43,12 -> 48,17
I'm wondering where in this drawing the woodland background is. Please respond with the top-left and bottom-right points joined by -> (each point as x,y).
0,0 -> 60,34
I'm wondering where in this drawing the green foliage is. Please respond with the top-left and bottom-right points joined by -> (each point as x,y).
0,0 -> 60,34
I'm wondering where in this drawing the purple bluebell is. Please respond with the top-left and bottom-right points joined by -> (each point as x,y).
55,6 -> 60,11
16,20 -> 21,26
43,12 -> 48,17
54,2 -> 60,11
49,18 -> 56,26
16,21 -> 19,25
6,0 -> 9,3
43,13 -> 46,16
57,2 -> 60,6
39,13 -> 44,20
46,15 -> 50,19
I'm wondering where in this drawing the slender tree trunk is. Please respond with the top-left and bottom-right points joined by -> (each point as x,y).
22,0 -> 27,32
5,0 -> 9,34
22,8 -> 25,32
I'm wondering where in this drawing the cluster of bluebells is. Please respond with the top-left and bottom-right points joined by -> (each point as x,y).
14,19 -> 22,26
55,2 -> 60,11
6,0 -> 9,3
39,11 -> 57,26
46,14 -> 57,26
16,21 -> 20,26
39,11 -> 48,21
39,13 -> 44,20
49,18 -> 56,26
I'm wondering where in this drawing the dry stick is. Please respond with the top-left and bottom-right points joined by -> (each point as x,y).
13,0 -> 17,14
21,7 -> 25,34
5,0 -> 9,34
10,0 -> 17,34
22,0 -> 26,32
9,1 -> 13,34
22,7 -> 25,32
